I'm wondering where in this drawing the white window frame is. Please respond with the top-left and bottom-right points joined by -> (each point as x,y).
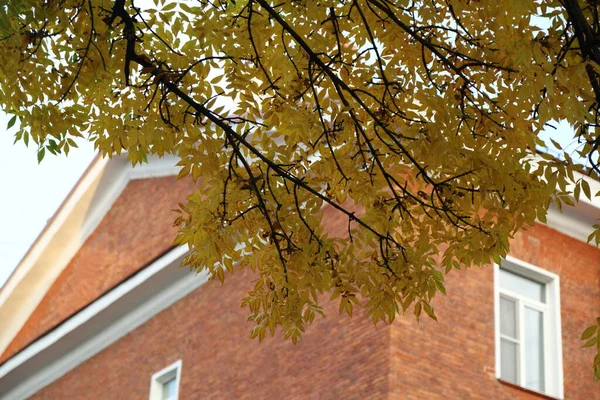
149,360 -> 182,400
494,256 -> 564,399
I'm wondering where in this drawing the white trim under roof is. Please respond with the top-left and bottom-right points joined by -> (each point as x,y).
0,153 -> 180,357
543,170 -> 600,244
0,246 -> 208,400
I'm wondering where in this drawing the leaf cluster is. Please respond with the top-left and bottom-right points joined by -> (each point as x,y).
0,0 -> 599,373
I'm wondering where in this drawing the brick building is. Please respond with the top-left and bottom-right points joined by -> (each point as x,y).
0,154 -> 598,399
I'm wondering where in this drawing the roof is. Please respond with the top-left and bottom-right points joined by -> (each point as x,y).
0,153 -> 181,358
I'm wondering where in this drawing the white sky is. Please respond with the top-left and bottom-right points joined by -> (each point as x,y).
0,112 -> 96,287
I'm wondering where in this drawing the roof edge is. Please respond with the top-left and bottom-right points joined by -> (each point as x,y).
0,153 -> 180,357
0,246 -> 205,400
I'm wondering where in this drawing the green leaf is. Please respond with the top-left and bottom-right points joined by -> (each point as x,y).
435,279 -> 446,295
414,302 -> 422,319
582,336 -> 598,348
12,130 -> 21,144
37,148 -> 45,163
581,325 -> 598,341
7,115 -> 16,129
581,179 -> 591,200
431,269 -> 444,282
423,302 -> 437,321
587,230 -> 598,244
162,2 -> 177,11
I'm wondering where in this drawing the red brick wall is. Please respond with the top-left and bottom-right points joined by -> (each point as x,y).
29,222 -> 600,399
389,223 -> 600,399
7,175 -> 598,400
30,267 -> 392,400
0,176 -> 195,363
511,224 -> 600,399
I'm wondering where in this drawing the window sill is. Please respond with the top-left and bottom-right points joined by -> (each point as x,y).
497,379 -> 561,400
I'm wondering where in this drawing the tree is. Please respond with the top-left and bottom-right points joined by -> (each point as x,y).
0,0 -> 599,378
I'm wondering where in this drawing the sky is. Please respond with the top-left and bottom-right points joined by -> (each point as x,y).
0,112 -> 96,287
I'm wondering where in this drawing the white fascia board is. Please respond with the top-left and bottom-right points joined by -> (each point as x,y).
529,155 -> 600,244
0,153 -> 181,357
545,202 -> 598,244
568,170 -> 600,208
0,246 -> 208,400
544,171 -> 600,244
0,155 -> 109,358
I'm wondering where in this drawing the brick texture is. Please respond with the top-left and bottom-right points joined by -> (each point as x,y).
7,176 -> 600,399
388,223 -> 600,399
0,176 -> 195,364
30,267 -> 391,400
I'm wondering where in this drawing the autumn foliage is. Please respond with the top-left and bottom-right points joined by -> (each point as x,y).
0,0 -> 599,378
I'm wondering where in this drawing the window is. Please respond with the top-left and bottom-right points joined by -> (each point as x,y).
149,360 -> 182,400
494,258 -> 563,398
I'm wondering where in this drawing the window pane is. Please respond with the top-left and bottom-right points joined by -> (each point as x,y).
500,339 -> 519,384
499,268 -> 545,302
161,377 -> 177,400
524,307 -> 545,392
500,297 -> 517,338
